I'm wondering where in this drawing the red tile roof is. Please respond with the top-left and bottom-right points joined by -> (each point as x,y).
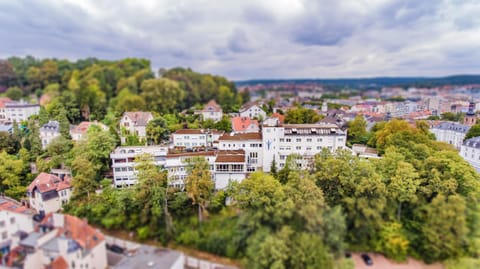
218,133 -> 262,141
0,97 -> 12,108
231,116 -> 259,132
0,197 -> 34,214
202,100 -> 222,112
45,256 -> 68,269
71,121 -> 107,135
215,150 -> 245,163
27,173 -> 71,193
40,213 -> 105,251
271,113 -> 285,124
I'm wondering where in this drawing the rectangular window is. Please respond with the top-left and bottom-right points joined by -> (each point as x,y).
306,138 -> 312,142
296,146 -> 301,150
279,138 -> 284,142
296,138 -> 301,142
286,138 -> 291,142
317,138 -> 323,142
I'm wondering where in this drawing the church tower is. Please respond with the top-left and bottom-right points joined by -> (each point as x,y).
463,98 -> 477,126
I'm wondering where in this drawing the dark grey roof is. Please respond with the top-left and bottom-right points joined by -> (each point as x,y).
431,122 -> 470,133
113,245 -> 183,269
40,120 -> 60,133
463,136 -> 480,148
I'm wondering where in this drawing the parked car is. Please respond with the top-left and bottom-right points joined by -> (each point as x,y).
361,253 -> 373,265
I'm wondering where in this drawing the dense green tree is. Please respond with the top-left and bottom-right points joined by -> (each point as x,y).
0,151 -> 25,200
347,115 -> 369,145
141,78 -> 185,114
465,123 -> 480,140
0,132 -> 21,154
146,117 -> 170,145
5,86 -> 23,100
185,157 -> 214,222
284,107 -> 322,124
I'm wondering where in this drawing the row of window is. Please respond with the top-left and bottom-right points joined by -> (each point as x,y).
216,164 -> 244,172
114,167 -> 134,172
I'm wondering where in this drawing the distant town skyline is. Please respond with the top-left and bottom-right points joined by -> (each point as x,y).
1,0 -> 480,80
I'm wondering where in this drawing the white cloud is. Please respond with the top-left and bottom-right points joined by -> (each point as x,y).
0,0 -> 479,79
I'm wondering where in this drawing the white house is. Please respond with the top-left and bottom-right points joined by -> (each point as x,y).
0,97 -> 12,123
26,173 -> 72,214
0,197 -> 35,256
3,100 -> 40,123
39,120 -> 61,149
120,111 -> 154,140
110,146 -> 168,188
430,121 -> 470,150
70,121 -> 108,141
201,100 -> 223,122
172,129 -> 224,149
218,133 -> 263,172
262,119 -> 347,172
239,103 -> 267,120
5,213 -> 107,269
460,136 -> 480,172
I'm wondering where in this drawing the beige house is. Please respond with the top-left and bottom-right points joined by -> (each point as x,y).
70,121 -> 109,141
201,100 -> 223,122
26,173 -> 72,215
120,111 -> 154,139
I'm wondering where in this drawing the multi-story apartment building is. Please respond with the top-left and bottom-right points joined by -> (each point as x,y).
460,136 -> 480,172
3,212 -> 107,269
262,119 -> 347,172
3,100 -> 40,123
26,173 -> 72,214
39,120 -> 61,149
172,129 -> 224,149
218,133 -> 263,172
110,146 -> 168,188
200,100 -> 223,122
430,121 -> 470,150
0,197 -> 35,256
165,150 -> 248,190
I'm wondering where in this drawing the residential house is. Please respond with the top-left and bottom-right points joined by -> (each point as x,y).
70,121 -> 108,141
0,97 -> 12,123
172,129 -> 224,149
200,100 -> 223,122
239,103 -> 267,120
39,120 -> 61,149
120,111 -> 153,140
3,213 -> 107,269
231,116 -> 259,133
26,173 -> 72,214
0,197 -> 35,256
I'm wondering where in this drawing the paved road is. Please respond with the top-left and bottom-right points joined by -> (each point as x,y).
352,253 -> 444,269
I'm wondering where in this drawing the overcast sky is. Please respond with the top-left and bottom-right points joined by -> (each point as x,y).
1,0 -> 480,80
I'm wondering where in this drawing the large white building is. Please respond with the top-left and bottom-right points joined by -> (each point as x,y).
3,100 -> 40,123
26,173 -> 72,214
110,146 -> 168,188
262,119 -> 347,172
218,133 -> 263,172
39,120 -> 61,149
460,137 -> 480,172
172,129 -> 224,149
430,121 -> 470,150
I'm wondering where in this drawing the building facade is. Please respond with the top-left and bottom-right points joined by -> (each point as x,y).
70,121 -> 109,141
239,104 -> 267,120
172,129 -> 224,149
110,146 -> 168,188
430,121 -> 470,150
262,120 -> 347,172
0,197 -> 35,256
200,100 -> 223,122
26,173 -> 72,214
3,100 -> 40,123
120,111 -> 153,139
218,133 -> 263,172
460,136 -> 480,172
39,120 -> 61,149
231,116 -> 259,133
